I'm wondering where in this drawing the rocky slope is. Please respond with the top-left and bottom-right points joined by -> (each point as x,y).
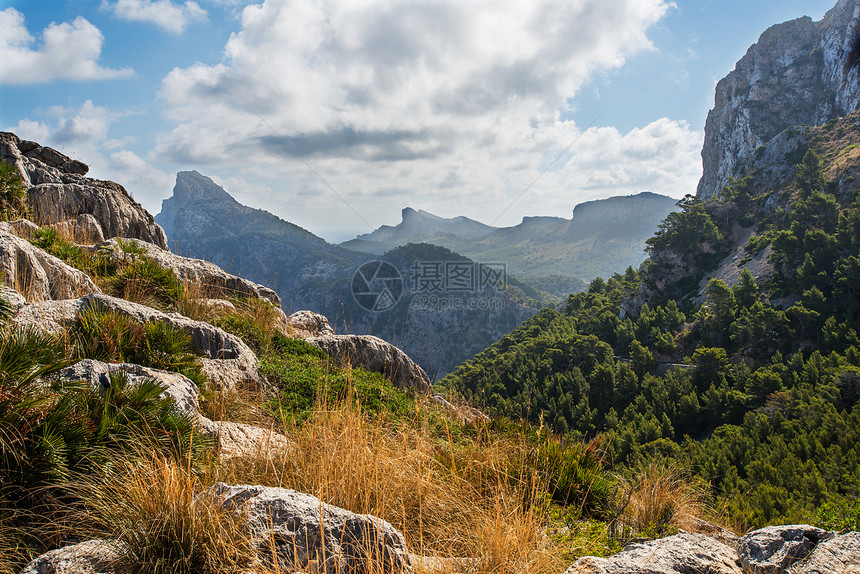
699,0 -> 860,199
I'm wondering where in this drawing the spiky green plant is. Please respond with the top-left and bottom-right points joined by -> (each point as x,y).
111,258 -> 184,310
73,306 -> 205,386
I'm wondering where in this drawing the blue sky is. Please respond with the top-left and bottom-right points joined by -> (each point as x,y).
0,0 -> 838,242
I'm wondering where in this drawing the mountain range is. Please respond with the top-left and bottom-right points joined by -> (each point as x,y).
341,192 -> 678,279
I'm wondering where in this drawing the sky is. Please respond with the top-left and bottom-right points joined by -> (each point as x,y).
0,0 -> 840,242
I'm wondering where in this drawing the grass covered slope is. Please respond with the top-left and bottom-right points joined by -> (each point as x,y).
439,117 -> 860,529
0,160 -> 657,574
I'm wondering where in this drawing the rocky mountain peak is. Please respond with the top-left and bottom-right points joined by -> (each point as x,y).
172,170 -> 238,205
698,0 -> 860,199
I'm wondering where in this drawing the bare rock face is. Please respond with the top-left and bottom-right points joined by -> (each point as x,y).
199,419 -> 294,459
0,132 -> 167,248
20,539 -> 124,574
787,531 -> 860,573
210,483 -> 413,574
12,293 -> 261,389
563,532 -> 743,574
97,237 -> 281,306
699,0 -> 860,199
0,223 -> 100,301
307,334 -> 431,392
60,359 -> 202,419
738,525 -> 836,574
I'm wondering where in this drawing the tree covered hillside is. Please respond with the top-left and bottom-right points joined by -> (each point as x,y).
439,115 -> 860,528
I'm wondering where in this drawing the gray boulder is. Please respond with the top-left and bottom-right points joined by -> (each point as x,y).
288,310 -> 335,337
60,359 -> 201,418
199,419 -> 294,459
307,334 -> 431,392
97,237 -> 280,306
0,224 -> 100,301
0,131 -> 167,248
210,483 -> 412,574
738,525 -> 835,574
787,531 -> 860,573
563,533 -> 743,574
12,294 -> 261,389
19,539 -> 123,574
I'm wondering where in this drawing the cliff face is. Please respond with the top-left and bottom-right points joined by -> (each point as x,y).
698,0 -> 860,199
0,132 -> 168,248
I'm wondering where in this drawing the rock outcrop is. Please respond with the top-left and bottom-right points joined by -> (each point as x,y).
0,223 -> 100,301
199,419 -> 293,459
97,237 -> 281,306
564,532 -> 743,574
698,0 -> 860,199
738,525 -> 834,574
211,482 -> 413,574
20,539 -> 123,574
307,334 -> 431,392
0,132 -> 167,247
788,531 -> 860,573
566,525 -> 860,574
13,293 -> 261,389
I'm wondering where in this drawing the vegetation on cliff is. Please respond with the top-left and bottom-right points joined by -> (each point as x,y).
440,118 -> 860,530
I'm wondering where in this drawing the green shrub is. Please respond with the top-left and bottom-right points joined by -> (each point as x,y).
73,307 -> 205,386
0,161 -> 28,221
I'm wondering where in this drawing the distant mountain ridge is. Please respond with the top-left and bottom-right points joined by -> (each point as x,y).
155,171 -> 538,378
342,192 -> 678,279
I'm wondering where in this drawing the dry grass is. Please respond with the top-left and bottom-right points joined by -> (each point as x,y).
71,446 -> 258,574
200,380 -> 273,424
612,462 -> 710,538
217,401 -> 567,574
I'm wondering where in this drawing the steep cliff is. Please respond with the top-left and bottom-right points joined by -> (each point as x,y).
0,132 -> 168,248
698,0 -> 860,199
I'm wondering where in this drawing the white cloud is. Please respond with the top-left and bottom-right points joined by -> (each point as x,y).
109,150 -> 173,205
103,0 -> 207,34
153,0 -> 701,230
0,8 -> 133,85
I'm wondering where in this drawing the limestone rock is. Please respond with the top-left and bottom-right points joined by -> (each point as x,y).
738,525 -> 835,574
20,539 -> 124,574
97,237 -> 280,306
199,419 -> 294,459
698,0 -> 860,199
210,483 -> 412,574
563,533 -> 743,574
12,294 -> 261,389
307,334 -> 431,392
0,131 -> 168,248
50,214 -> 106,244
60,359 -> 201,418
787,531 -> 860,573
288,310 -> 335,337
0,224 -> 100,301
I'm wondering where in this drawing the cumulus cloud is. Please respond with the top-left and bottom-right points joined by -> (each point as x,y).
0,8 -> 133,85
102,0 -> 207,34
154,0 -> 701,229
